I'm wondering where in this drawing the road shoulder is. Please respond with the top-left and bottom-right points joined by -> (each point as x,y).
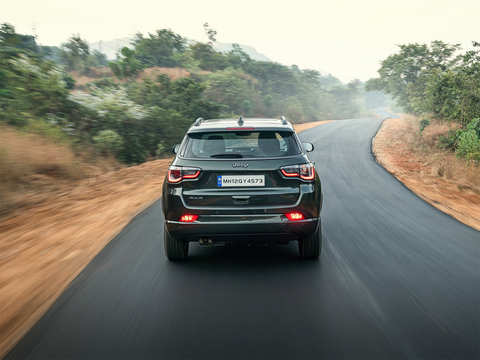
373,116 -> 480,231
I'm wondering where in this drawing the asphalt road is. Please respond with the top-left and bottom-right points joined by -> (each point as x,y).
7,118 -> 480,360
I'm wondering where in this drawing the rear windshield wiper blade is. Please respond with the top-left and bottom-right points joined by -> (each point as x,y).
210,153 -> 243,158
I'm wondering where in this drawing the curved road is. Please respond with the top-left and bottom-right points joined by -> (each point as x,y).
7,118 -> 480,359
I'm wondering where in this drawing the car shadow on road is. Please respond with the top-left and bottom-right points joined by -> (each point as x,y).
173,242 -> 323,273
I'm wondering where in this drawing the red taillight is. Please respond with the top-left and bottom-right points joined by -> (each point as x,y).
179,214 -> 198,223
285,212 -> 304,221
280,163 -> 315,181
299,164 -> 315,180
167,168 -> 182,183
167,166 -> 200,183
281,167 -> 299,177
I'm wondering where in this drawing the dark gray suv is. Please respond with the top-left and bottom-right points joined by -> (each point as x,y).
162,117 -> 322,260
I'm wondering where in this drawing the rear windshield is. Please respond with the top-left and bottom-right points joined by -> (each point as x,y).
183,131 -> 301,158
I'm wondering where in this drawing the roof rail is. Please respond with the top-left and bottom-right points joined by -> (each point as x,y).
280,115 -> 288,125
193,117 -> 204,126
238,116 -> 244,126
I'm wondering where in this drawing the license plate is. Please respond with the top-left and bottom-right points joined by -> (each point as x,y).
217,175 -> 265,187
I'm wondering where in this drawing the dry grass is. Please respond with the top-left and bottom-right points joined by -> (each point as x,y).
0,127 -> 82,181
138,66 -> 191,81
373,115 -> 480,231
402,116 -> 480,190
71,66 -> 195,88
0,126 -> 118,216
421,120 -> 459,148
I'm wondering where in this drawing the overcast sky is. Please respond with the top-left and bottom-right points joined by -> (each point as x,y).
3,0 -> 479,82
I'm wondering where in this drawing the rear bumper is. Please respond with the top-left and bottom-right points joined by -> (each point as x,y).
162,176 -> 322,241
166,214 -> 319,241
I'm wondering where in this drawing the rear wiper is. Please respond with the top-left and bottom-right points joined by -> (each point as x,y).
210,153 -> 243,158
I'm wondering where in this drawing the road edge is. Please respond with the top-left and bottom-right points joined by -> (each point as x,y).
370,117 -> 480,232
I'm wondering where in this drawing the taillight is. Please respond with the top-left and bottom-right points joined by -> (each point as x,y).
280,163 -> 315,181
285,212 -> 304,221
167,166 -> 201,183
179,214 -> 198,222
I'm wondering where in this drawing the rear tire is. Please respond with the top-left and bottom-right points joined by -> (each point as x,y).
299,219 -> 322,260
164,225 -> 189,261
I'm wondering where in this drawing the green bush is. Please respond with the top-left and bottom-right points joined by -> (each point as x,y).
155,143 -> 166,157
456,130 -> 480,161
438,129 -> 458,150
455,118 -> 480,161
93,129 -> 123,155
419,118 -> 430,133
63,74 -> 76,89
90,78 -> 119,89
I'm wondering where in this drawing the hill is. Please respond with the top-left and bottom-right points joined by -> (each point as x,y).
89,37 -> 271,61
213,42 -> 271,61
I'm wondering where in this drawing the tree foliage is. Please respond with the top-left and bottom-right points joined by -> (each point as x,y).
59,36 -> 107,74
369,41 -> 480,161
367,41 -> 460,113
1,23 -> 366,165
132,30 -> 186,67
109,47 -> 142,78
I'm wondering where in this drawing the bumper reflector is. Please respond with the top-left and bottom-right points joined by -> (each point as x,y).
179,214 -> 199,223
285,212 -> 304,221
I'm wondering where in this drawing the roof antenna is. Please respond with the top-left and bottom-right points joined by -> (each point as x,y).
280,115 -> 288,125
238,116 -> 244,126
194,117 -> 204,126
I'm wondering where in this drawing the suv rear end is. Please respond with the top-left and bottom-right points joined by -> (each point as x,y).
162,118 -> 323,260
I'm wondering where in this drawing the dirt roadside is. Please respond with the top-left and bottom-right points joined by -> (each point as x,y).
293,120 -> 332,132
373,117 -> 480,231
0,120 -> 330,358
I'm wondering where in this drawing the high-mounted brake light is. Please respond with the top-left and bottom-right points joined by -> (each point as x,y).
226,127 -> 255,131
280,163 -> 315,181
179,214 -> 198,223
285,212 -> 304,221
167,166 -> 201,183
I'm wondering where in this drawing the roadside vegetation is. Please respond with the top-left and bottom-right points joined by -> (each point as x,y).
367,41 -> 480,163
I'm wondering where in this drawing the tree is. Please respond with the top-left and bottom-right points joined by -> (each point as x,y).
60,36 -> 90,71
225,43 -> 252,68
0,23 -> 39,54
132,30 -> 186,67
203,22 -> 217,44
367,41 -> 461,113
90,50 -> 108,67
190,42 -> 228,71
203,69 -> 255,115
109,47 -> 142,78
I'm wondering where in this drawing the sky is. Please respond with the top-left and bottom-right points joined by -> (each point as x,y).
3,0 -> 480,82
